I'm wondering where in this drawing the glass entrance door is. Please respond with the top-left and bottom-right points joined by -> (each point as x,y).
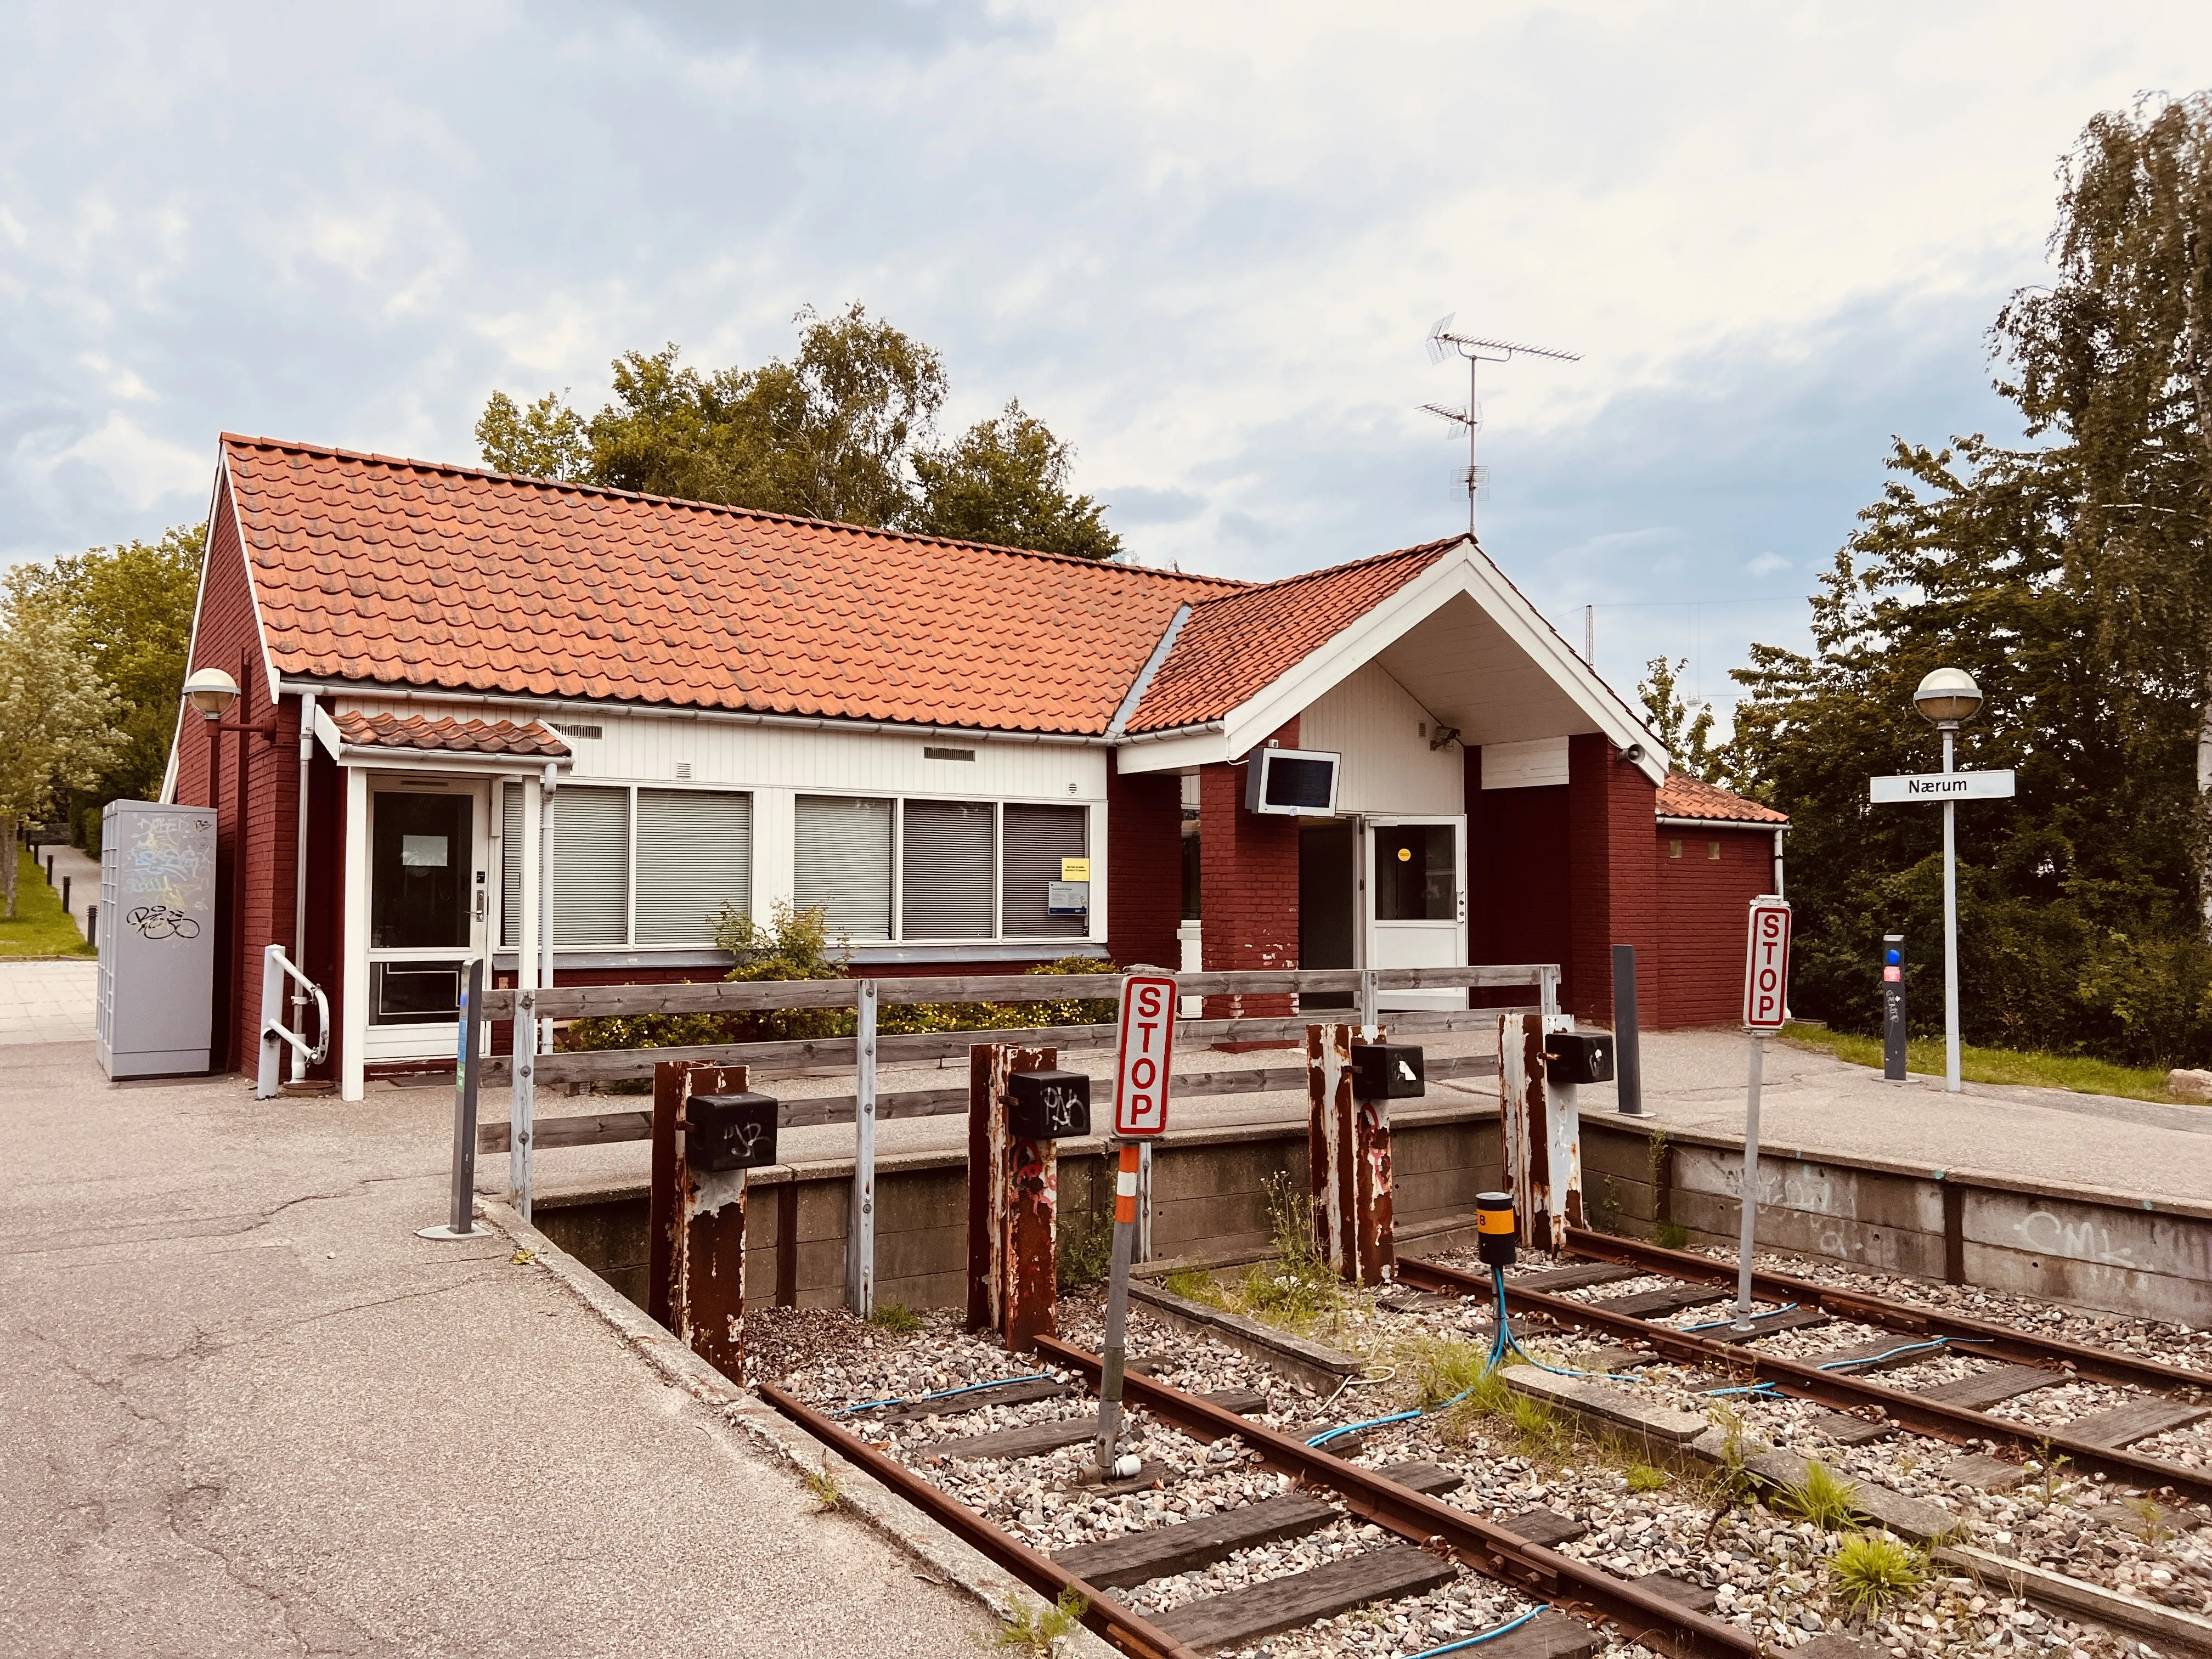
365,783 -> 487,1062
1363,815 -> 1468,1011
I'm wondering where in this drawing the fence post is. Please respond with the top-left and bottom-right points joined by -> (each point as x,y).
649,1058 -> 752,1382
1306,1022 -> 1395,1285
511,986 -> 536,1223
966,1041 -> 1058,1348
847,978 -> 878,1316
1537,964 -> 1561,1020
1358,968 -> 1378,1030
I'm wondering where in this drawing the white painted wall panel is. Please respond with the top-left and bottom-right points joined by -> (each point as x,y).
1297,663 -> 1464,816
1480,737 -> 1570,790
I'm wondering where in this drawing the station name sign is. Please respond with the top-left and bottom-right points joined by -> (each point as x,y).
1869,769 -> 2016,804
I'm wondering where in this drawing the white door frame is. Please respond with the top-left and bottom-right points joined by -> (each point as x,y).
1358,812 -> 1469,1011
360,776 -> 492,1063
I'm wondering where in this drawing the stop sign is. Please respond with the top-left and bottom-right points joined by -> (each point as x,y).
1742,896 -> 1793,1032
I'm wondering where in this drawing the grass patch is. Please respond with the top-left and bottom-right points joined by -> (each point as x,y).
1828,1534 -> 1925,1617
1781,1020 -> 2190,1105
1654,1221 -> 1691,1250
1220,1172 -> 1352,1339
1624,1462 -> 1669,1493
985,1589 -> 1087,1654
0,850 -> 94,958
1054,1207 -> 1113,1293
865,1299 -> 922,1336
1775,1459 -> 1865,1531
1161,1267 -> 1224,1306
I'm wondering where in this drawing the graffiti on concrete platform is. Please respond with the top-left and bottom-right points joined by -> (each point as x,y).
2015,1207 -> 2140,1270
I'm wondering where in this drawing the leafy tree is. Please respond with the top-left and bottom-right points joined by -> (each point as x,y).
1635,655 -> 1720,783
0,601 -> 119,916
915,399 -> 1121,558
3,525 -> 204,832
1729,93 -> 2212,1065
478,304 -> 1121,556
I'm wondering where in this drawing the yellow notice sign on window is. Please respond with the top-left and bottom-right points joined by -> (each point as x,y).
1060,857 -> 1091,882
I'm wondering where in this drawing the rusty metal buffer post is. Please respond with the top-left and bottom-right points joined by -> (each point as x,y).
1498,1012 -> 1582,1254
648,1059 -> 751,1383
966,1042 -> 1058,1350
1306,1023 -> 1395,1285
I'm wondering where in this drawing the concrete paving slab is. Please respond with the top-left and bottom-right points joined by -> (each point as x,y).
0,960 -> 98,1045
0,1039 -> 997,1658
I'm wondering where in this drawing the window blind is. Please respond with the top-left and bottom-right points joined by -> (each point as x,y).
500,784 -> 522,949
900,799 -> 994,939
1002,803 -> 1087,939
635,789 -> 752,944
794,795 -> 891,940
553,786 -> 630,946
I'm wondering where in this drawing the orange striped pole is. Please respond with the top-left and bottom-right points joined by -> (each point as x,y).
1093,1142 -> 1145,1474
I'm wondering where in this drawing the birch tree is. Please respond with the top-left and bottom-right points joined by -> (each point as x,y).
0,606 -> 119,917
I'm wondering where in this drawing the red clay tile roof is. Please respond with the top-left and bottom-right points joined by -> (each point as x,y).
1125,540 -> 1459,734
335,711 -> 572,758
227,436 -> 1240,737
1657,771 -> 1788,825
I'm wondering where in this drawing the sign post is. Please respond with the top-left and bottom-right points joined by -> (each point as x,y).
1869,765 -> 2013,1093
1094,973 -> 1177,1477
1881,934 -> 1907,1081
1735,896 -> 1791,1329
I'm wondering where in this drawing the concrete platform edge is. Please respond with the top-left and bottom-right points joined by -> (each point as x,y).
478,1197 -> 1118,1658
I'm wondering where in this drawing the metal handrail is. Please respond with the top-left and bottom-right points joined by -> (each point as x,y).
257,944 -> 330,1098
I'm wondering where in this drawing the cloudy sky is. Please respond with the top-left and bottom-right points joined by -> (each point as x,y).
5,2 -> 2209,727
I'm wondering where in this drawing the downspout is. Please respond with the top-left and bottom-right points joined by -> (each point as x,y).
539,761 -> 557,1055
292,691 -> 317,1082
1772,827 -> 1785,899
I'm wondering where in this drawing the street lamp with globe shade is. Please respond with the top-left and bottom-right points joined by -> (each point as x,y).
182,667 -> 241,722
1913,667 -> 1983,1093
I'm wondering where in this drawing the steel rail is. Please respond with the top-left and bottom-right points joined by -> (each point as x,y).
1560,1227 -> 2210,1395
760,1382 -> 1198,1659
1034,1335 -> 1759,1659
1393,1257 -> 2212,1508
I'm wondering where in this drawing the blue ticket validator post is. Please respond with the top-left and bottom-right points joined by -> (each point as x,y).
1882,934 -> 1906,1082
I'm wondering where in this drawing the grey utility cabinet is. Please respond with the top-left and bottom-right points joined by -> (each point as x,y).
97,800 -> 218,1079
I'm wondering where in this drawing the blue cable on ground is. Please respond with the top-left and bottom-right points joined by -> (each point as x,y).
834,1372 -> 1057,1417
1401,1604 -> 1550,1658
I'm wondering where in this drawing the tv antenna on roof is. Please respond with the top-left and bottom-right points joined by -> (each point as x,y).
1421,315 -> 1580,537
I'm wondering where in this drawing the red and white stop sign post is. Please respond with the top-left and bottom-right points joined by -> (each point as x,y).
1095,973 -> 1177,1475
1734,896 -> 1791,1328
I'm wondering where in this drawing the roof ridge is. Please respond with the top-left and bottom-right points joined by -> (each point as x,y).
218,432 -> 1251,588
1184,534 -> 1464,610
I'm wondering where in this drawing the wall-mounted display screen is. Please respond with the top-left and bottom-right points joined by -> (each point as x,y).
1244,748 -> 1341,817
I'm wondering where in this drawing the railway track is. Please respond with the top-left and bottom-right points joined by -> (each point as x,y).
768,1344 -> 1768,1659
1396,1230 -> 2212,1510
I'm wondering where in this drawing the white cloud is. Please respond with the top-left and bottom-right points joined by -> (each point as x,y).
49,413 -> 208,511
1746,552 -> 1791,578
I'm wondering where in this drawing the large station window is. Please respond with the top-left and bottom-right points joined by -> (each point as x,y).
901,799 -> 995,939
636,788 -> 752,943
795,794 -> 893,940
500,783 -> 753,949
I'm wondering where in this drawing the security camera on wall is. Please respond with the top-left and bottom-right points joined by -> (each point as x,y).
1244,748 -> 1341,817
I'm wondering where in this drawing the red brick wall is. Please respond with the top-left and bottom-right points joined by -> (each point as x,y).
1566,735 -> 1659,1026
1464,750 -> 1570,1000
1656,825 -> 1776,1027
1199,719 -> 1300,1018
1107,765 -> 1182,973
174,488 -> 303,1075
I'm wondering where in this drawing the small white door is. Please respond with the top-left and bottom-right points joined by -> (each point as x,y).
362,780 -> 490,1062
1362,815 -> 1469,1011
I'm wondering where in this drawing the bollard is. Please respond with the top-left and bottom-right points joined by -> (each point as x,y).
966,1042 -> 1059,1349
61,874 -> 70,915
648,1059 -> 754,1383
1307,1022 -> 1398,1285
416,960 -> 484,1240
1611,944 -> 1643,1115
46,854 -> 55,885
1882,934 -> 1907,1081
86,902 -> 98,952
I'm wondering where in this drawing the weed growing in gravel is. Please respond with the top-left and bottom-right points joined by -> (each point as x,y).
2125,1494 -> 2174,1547
801,1466 -> 843,1511
1654,1221 -> 1691,1250
1406,1336 -> 1492,1408
986,1589 -> 1087,1654
2033,1437 -> 2071,1507
1624,1462 -> 1669,1493
1827,1534 -> 1925,1616
1228,1173 -> 1348,1337
866,1300 -> 923,1336
1054,1209 -> 1114,1292
1778,1460 -> 1866,1531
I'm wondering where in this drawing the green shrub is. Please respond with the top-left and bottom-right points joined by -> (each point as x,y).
1828,1534 -> 1925,1616
1776,1460 -> 1866,1531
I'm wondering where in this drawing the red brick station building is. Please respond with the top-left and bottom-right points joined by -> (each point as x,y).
166,435 -> 1788,1099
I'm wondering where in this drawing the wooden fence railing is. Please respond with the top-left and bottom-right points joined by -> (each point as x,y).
481,962 -> 1559,1314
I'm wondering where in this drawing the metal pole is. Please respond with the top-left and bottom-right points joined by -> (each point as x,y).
1135,1139 -> 1154,1262
1882,933 -> 1908,1081
1467,354 -> 1480,535
424,959 -> 484,1239
1942,724 -> 1961,1094
847,978 -> 878,1315
1094,1142 -> 1142,1475
1733,1032 -> 1764,1328
1584,605 -> 1594,665
292,691 -> 316,1083
1611,944 -> 1643,1115
538,764 -> 557,1057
